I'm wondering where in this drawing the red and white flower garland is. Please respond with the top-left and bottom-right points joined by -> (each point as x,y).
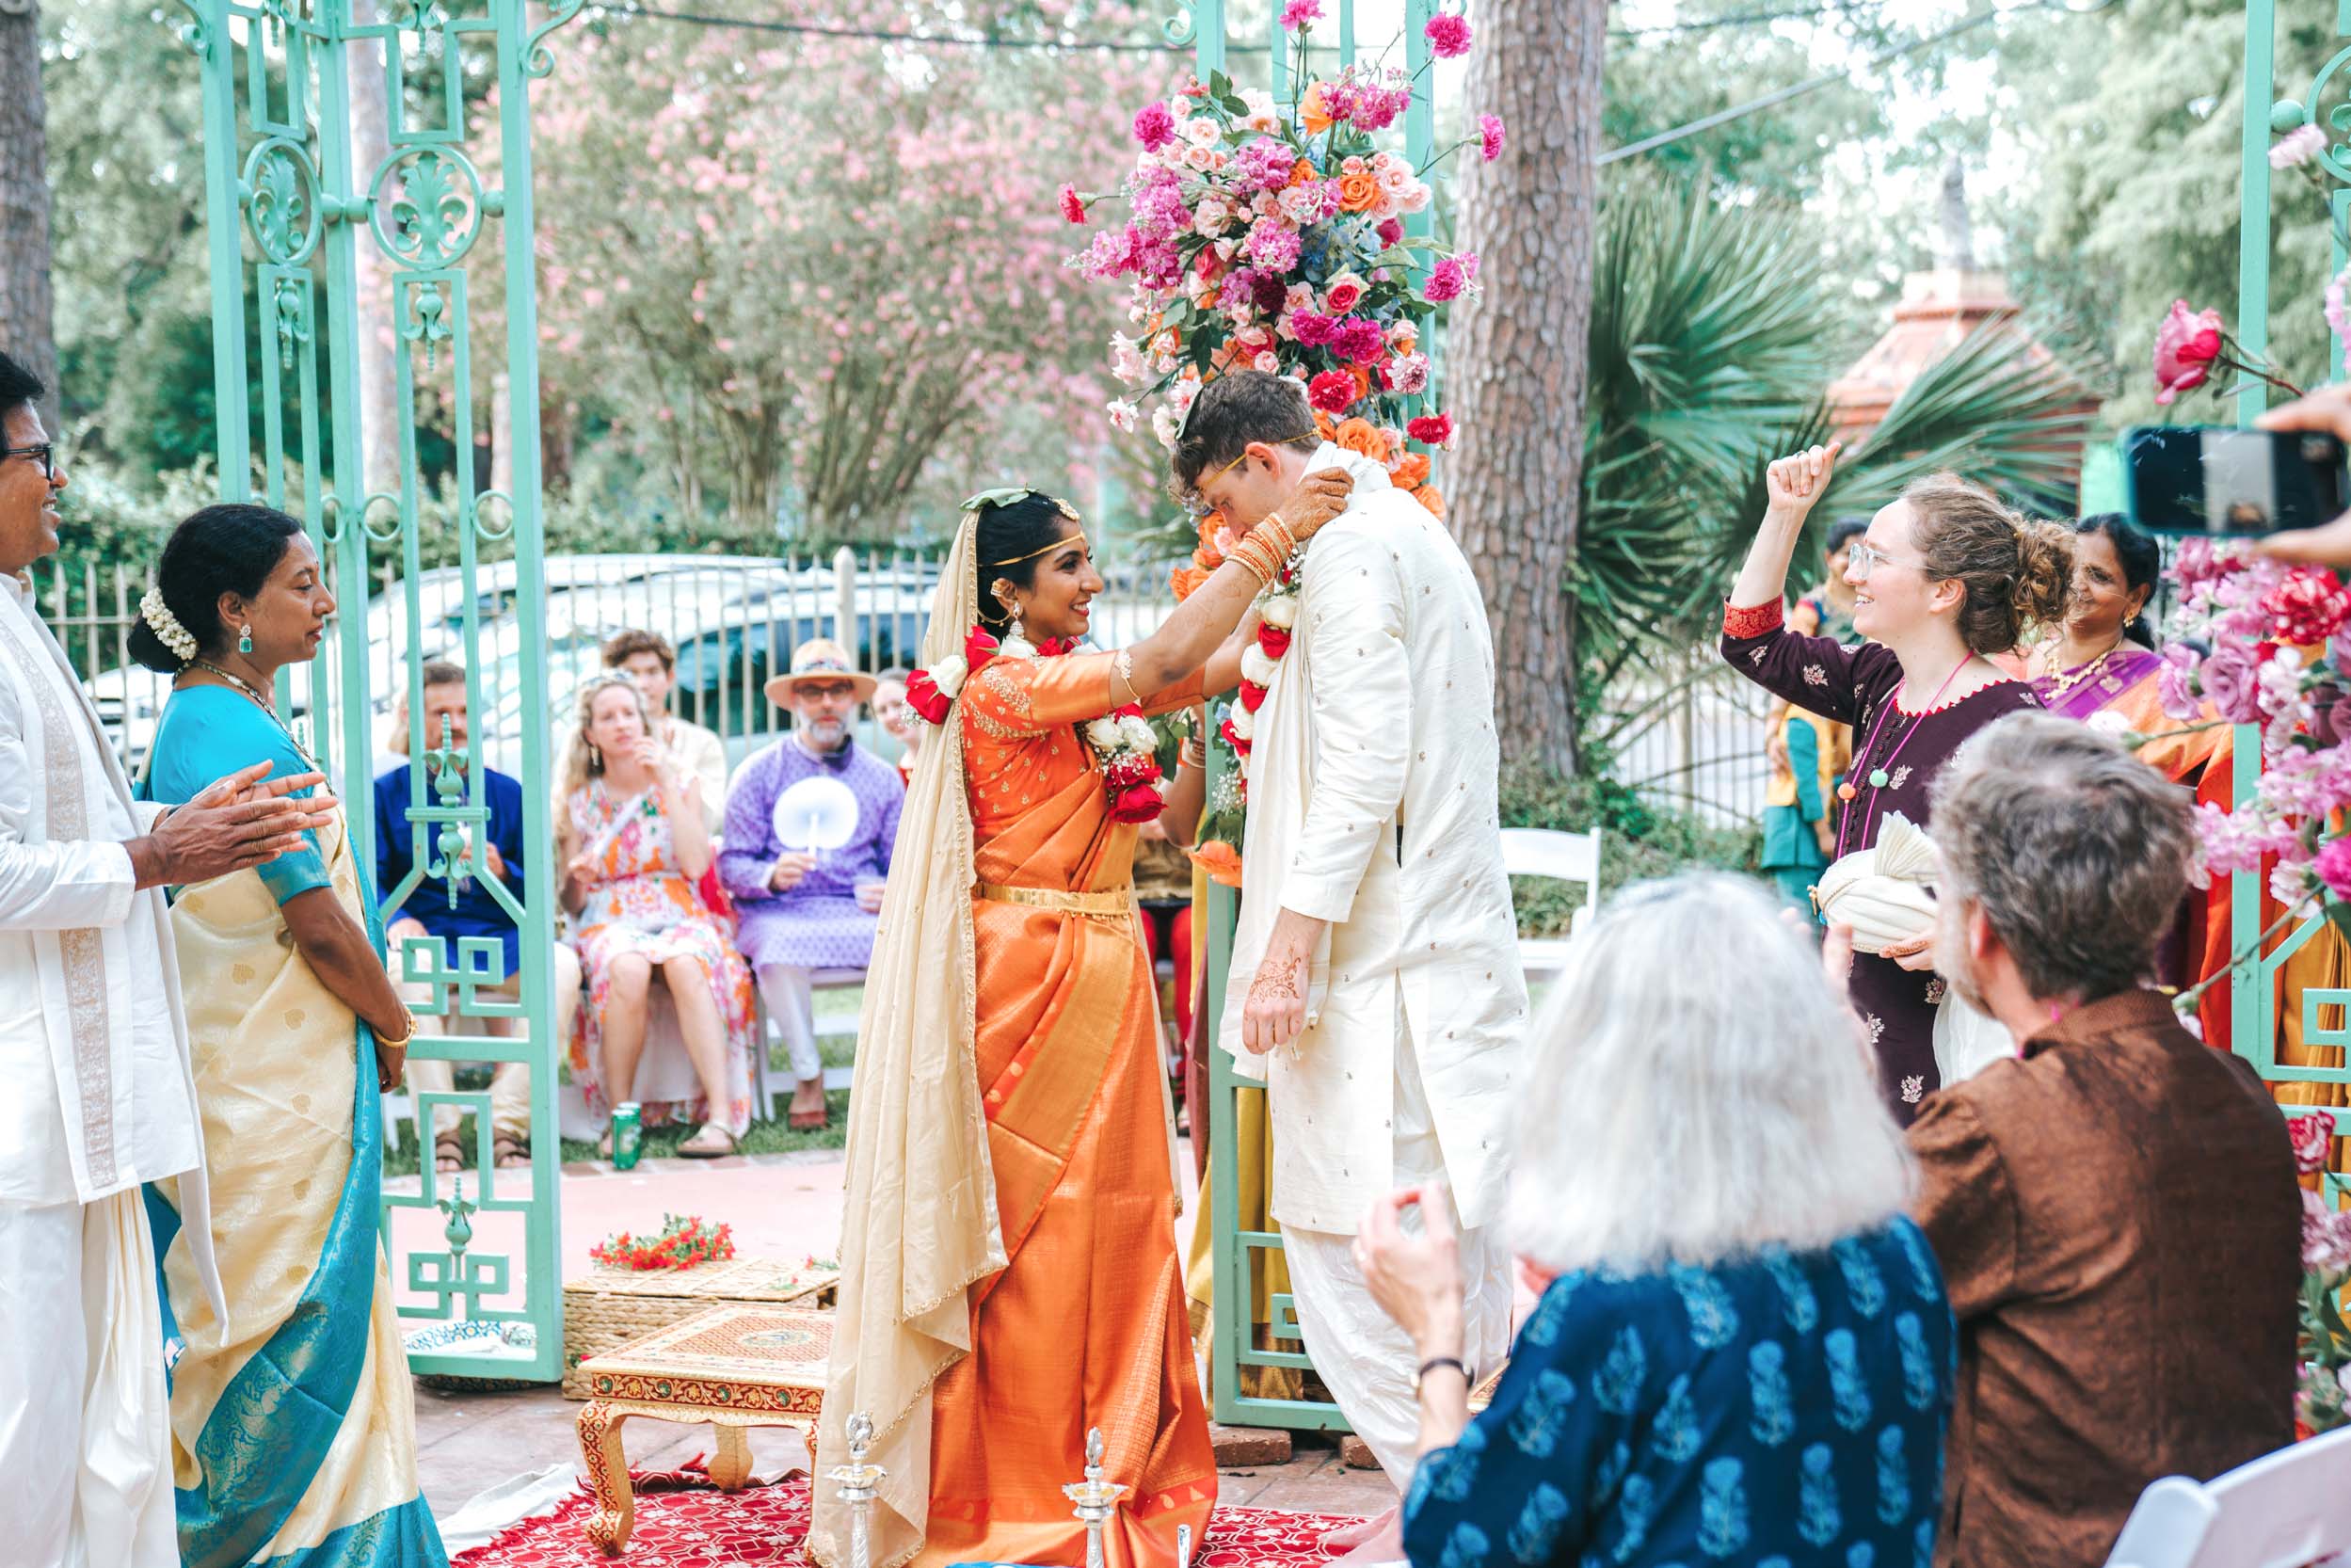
907,625 -> 1169,825
1217,562 -> 1303,792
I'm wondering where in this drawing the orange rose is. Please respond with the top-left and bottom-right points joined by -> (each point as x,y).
1391,327 -> 1418,357
1415,487 -> 1446,520
1390,452 -> 1431,489
1189,840 -> 1245,889
1335,417 -> 1384,458
1171,564 -> 1213,601
1302,84 -> 1334,136
1314,410 -> 1337,440
1195,508 -> 1230,562
1349,365 -> 1373,401
1337,171 -> 1382,214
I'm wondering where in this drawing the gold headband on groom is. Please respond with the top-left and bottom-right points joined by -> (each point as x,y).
963,487 -> 1086,566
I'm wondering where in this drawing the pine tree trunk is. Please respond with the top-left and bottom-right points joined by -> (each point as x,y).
0,0 -> 57,430
1448,0 -> 1604,776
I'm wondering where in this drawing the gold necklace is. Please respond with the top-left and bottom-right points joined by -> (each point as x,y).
2041,644 -> 2119,702
189,660 -> 321,772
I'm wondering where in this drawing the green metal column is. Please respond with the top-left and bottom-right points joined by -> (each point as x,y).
2235,2 -> 2350,1189
177,0 -> 577,1383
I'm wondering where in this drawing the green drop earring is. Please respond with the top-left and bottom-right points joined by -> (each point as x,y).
237,623 -> 253,655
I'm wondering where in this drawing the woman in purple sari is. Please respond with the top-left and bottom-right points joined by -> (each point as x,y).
1723,443 -> 2071,1121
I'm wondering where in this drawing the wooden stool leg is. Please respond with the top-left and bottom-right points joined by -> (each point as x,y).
578,1400 -> 637,1556
710,1423 -> 755,1491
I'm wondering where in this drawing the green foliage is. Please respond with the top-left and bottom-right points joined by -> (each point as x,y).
1498,761 -> 1759,937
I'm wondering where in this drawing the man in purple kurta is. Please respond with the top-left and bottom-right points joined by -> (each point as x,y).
719,639 -> 904,1129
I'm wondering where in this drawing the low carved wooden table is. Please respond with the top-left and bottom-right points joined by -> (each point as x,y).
573,1304 -> 830,1556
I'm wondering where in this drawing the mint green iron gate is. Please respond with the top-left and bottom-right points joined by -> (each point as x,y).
177,0 -> 575,1382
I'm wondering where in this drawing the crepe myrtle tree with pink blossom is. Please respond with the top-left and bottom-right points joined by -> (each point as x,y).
533,3 -> 1158,536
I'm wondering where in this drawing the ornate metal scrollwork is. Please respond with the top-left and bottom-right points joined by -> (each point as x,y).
370,145 -> 487,269
1161,0 -> 1198,47
242,138 -> 324,266
523,0 -> 588,81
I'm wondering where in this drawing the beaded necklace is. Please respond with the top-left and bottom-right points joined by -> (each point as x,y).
1834,657 -> 1969,859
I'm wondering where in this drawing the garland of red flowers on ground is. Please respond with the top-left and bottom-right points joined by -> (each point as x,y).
590,1213 -> 737,1272
907,625 -> 1170,824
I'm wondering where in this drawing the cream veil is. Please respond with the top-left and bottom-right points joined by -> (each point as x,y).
808,510 -> 1004,1568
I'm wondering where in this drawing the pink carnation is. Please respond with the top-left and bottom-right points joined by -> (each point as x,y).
2158,643 -> 2203,721
1479,113 -> 1507,162
1407,412 -> 1454,448
1308,369 -> 1359,413
1425,11 -> 1472,56
1059,184 -> 1086,225
1279,0 -> 1321,29
1424,258 -> 1468,304
1134,103 -> 1177,153
1334,315 -> 1388,365
1288,310 -> 1337,347
2200,640 -> 2265,725
2290,1111 -> 2337,1175
2304,1187 -> 2351,1273
1245,218 -> 1303,273
2320,840 -> 2351,906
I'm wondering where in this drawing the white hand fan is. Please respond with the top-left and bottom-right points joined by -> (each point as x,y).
772,776 -> 860,856
1812,811 -> 1940,955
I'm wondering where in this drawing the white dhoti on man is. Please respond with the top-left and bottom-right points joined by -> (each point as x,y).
0,574 -> 220,1568
1219,444 -> 1529,1492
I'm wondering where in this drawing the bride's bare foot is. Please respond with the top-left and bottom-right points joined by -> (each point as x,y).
1321,1505 -> 1400,1560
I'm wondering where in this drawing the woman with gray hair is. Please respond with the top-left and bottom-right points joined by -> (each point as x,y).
1356,873 -> 1958,1567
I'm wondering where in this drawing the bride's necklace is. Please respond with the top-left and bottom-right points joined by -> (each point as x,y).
190,659 -> 320,772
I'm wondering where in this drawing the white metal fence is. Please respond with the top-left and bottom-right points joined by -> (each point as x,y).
1591,647 -> 1772,829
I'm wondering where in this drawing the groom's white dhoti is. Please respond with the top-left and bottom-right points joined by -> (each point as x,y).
1220,444 -> 1528,1489
0,575 -> 218,1568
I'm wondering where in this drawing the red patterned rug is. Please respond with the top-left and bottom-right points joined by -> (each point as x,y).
454,1466 -> 1366,1567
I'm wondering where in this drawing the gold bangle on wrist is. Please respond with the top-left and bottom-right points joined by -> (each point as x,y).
378,1011 -> 418,1049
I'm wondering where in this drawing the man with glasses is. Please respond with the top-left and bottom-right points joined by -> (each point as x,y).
0,349 -> 338,1568
717,637 -> 904,1130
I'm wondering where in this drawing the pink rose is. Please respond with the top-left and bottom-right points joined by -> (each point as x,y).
1323,271 -> 1367,313
2201,640 -> 2263,724
2152,300 -> 2225,406
1377,217 -> 1405,248
1111,783 -> 1167,824
2158,643 -> 2204,721
2289,1111 -> 2338,1175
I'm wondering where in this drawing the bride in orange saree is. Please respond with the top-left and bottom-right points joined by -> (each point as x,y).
812,477 -> 1351,1568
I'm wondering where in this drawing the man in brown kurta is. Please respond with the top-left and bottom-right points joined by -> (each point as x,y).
1899,712 -> 2301,1568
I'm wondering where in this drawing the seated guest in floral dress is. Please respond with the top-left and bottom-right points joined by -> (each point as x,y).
719,639 -> 904,1130
1356,873 -> 1956,1568
558,674 -> 756,1156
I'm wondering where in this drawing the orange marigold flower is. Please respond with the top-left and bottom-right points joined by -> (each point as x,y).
1415,486 -> 1447,520
1189,839 -> 1245,889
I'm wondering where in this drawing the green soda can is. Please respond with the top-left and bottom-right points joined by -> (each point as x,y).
611,1103 -> 644,1171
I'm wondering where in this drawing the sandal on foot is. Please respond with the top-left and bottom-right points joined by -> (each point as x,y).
678,1123 -> 737,1159
788,1080 -> 830,1132
493,1132 -> 529,1169
434,1132 -> 464,1175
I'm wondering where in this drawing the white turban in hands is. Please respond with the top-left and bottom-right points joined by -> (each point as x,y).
1815,812 -> 2014,1084
1812,812 -> 1940,954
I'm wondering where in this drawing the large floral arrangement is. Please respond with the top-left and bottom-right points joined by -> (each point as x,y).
1064,5 -> 1496,875
1064,4 -> 1497,548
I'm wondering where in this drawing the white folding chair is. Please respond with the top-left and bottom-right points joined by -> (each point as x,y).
2103,1427 -> 2351,1568
1498,825 -> 1602,984
752,968 -> 867,1121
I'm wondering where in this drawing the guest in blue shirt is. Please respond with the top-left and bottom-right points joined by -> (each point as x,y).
1356,872 -> 1957,1568
377,661 -> 543,1172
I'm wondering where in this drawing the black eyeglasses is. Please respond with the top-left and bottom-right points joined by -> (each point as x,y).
2,443 -> 56,482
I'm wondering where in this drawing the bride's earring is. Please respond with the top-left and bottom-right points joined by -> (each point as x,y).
997,591 -> 1033,656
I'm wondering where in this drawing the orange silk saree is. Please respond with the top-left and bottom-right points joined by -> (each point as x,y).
916,649 -> 1216,1568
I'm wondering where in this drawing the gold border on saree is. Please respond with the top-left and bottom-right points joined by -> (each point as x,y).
975,882 -> 1136,918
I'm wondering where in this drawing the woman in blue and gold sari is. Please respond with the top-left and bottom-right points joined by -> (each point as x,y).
128,504 -> 445,1567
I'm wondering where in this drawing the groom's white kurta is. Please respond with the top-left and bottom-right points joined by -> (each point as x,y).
0,573 -> 218,1568
1220,444 -> 1527,1234
1217,445 -> 1527,1488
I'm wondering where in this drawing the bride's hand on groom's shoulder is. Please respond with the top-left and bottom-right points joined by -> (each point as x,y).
1278,470 -> 1355,542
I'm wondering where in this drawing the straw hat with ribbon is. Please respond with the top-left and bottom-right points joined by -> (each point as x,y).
764,636 -> 878,709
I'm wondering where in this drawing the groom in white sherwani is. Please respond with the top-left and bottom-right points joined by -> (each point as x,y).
1176,372 -> 1527,1560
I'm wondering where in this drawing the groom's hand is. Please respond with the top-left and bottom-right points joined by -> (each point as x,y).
1241,909 -> 1327,1053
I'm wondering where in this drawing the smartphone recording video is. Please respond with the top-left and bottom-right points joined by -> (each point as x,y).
2122,425 -> 2350,536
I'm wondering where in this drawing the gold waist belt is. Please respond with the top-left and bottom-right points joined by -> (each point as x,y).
975,882 -> 1135,917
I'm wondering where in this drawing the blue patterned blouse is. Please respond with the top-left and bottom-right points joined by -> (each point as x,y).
1401,1219 -> 1957,1568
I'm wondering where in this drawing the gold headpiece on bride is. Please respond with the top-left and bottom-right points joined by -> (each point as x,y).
964,487 -> 1085,565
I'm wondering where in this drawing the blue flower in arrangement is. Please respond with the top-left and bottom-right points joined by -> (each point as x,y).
1747,1341 -> 1796,1448
1894,1312 -> 1940,1413
1877,1424 -> 1912,1526
1798,1443 -> 1843,1547
1507,1368 -> 1579,1458
1825,1328 -> 1876,1432
1504,1482 -> 1571,1565
1761,1244 -> 1820,1335
1696,1456 -> 1750,1559
1833,1237 -> 1888,1320
1592,1324 -> 1648,1416
1650,1371 -> 1703,1463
